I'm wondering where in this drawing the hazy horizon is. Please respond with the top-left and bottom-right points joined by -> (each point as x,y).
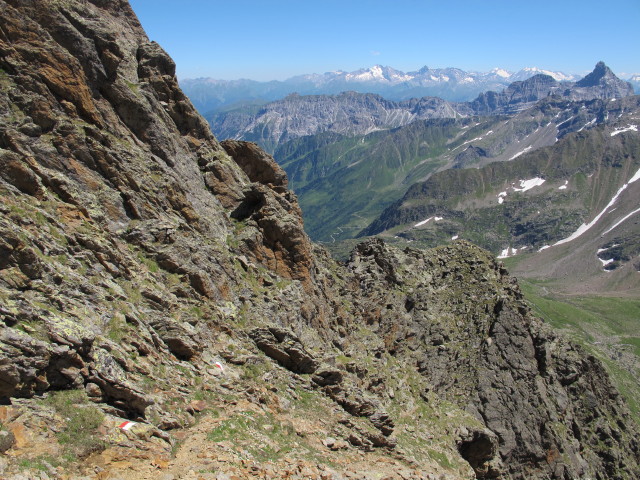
128,0 -> 640,82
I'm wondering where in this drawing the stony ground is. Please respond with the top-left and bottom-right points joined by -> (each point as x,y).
0,376 -> 459,480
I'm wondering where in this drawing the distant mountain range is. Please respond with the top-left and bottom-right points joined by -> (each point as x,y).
208,62 -> 634,153
181,64 -> 638,115
203,63 -> 637,253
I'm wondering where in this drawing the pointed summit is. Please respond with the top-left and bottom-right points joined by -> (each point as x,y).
576,61 -> 615,87
572,62 -> 634,98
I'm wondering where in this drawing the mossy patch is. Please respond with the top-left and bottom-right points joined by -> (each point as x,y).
44,390 -> 105,456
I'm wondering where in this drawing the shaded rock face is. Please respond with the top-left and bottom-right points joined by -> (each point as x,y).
573,61 -> 635,99
345,239 -> 640,479
0,1 -> 638,479
250,326 -> 318,374
456,427 -> 501,479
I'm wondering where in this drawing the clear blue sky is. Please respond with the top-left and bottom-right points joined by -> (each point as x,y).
128,0 -> 639,81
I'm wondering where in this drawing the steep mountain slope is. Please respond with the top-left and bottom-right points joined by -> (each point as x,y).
208,64 -> 633,154
181,65 -> 579,114
361,96 -> 640,252
274,95 -> 634,243
361,96 -> 640,263
358,99 -> 640,407
0,1 -> 639,479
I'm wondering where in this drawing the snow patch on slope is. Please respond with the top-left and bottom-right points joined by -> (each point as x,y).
553,166 -> 640,246
611,125 -> 638,136
603,207 -> 640,235
509,146 -> 532,160
498,246 -> 528,259
513,177 -> 545,192
496,178 -> 545,204
598,257 -> 615,267
414,216 -> 443,227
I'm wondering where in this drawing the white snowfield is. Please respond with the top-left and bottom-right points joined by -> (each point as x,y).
513,177 -> 545,192
414,216 -> 443,228
554,166 -> 640,246
610,125 -> 638,136
496,178 -> 545,204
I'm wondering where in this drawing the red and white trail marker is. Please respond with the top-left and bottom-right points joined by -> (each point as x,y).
118,421 -> 136,431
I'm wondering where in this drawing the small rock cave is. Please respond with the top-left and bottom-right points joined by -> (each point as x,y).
457,428 -> 501,479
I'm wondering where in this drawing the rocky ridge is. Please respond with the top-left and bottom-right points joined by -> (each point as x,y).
0,1 -> 639,479
210,92 -> 460,153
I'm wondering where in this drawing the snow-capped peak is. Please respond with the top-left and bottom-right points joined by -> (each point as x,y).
512,67 -> 575,82
490,67 -> 512,78
345,65 -> 414,83
370,65 -> 384,79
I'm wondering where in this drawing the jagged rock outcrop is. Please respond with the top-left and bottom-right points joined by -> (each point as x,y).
572,61 -> 635,99
345,239 -> 640,479
0,1 -> 638,479
250,326 -> 319,374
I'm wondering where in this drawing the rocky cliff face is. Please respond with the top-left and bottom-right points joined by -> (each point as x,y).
210,92 -> 459,153
0,1 -> 638,479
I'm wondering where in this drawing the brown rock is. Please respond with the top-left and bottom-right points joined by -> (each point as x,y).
221,140 -> 288,189
0,429 -> 16,453
250,326 -> 318,374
